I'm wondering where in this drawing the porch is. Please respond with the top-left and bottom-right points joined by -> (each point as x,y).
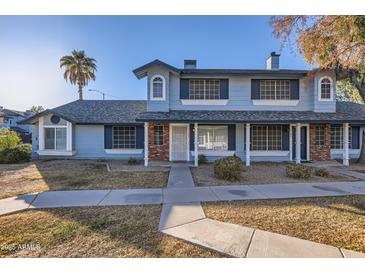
143,122 -> 357,167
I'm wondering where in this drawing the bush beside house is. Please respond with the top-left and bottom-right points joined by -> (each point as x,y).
213,156 -> 243,181
0,129 -> 31,164
286,164 -> 312,179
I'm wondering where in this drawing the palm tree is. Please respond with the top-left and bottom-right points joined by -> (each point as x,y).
60,50 -> 97,100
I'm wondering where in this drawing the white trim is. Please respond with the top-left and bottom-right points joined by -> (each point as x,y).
105,149 -> 143,154
318,76 -> 334,101
252,100 -> 299,106
331,149 -> 360,154
43,125 -> 67,128
150,74 -> 166,101
181,99 -> 228,105
38,116 -> 44,150
295,123 -> 301,163
169,123 -> 189,162
291,123 -> 310,162
66,121 -> 72,151
289,125 -> 293,161
144,122 -> 148,167
37,150 -> 76,156
194,123 -> 198,166
251,150 -> 289,156
245,123 -> 250,166
343,123 -> 349,166
196,150 -> 235,157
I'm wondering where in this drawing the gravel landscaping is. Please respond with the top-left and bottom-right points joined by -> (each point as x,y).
191,162 -> 357,186
203,195 -> 365,253
0,206 -> 221,258
0,160 -> 169,199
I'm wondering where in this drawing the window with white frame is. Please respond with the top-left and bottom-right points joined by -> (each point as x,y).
151,75 -> 165,100
319,77 -> 332,100
315,125 -> 325,146
251,125 -> 282,151
330,126 -> 352,149
260,80 -> 290,100
112,126 -> 136,149
189,79 -> 220,100
44,127 -> 67,150
198,125 -> 228,150
153,125 -> 164,146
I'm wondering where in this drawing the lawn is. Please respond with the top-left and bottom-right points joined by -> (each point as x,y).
192,162 -> 356,186
0,205 -> 221,258
204,195 -> 365,253
0,160 -> 169,199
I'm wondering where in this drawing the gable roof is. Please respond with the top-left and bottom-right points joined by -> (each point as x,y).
133,59 -> 309,79
133,59 -> 180,79
20,100 -> 147,125
136,102 -> 365,124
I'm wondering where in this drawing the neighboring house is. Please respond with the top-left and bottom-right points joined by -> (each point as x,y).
21,52 -> 365,166
0,107 -> 33,143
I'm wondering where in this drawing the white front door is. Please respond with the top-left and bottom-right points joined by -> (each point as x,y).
170,124 -> 189,161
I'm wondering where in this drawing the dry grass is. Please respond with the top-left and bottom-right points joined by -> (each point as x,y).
192,162 -> 356,186
0,160 -> 168,199
204,195 -> 365,253
0,206 -> 221,258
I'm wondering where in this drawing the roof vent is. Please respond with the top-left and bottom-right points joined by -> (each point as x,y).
184,59 -> 197,69
266,52 -> 280,70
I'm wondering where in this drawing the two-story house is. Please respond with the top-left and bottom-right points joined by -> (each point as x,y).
1,107 -> 33,143
21,53 -> 365,166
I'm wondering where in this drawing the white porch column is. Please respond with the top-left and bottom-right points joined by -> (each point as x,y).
38,116 -> 44,150
289,125 -> 293,161
245,123 -> 250,166
295,123 -> 301,164
343,123 -> 349,166
66,121 -> 72,151
144,122 -> 149,167
194,123 -> 198,167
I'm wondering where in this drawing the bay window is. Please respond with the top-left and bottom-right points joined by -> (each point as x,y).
198,125 -> 228,150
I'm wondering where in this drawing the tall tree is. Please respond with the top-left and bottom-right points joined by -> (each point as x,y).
29,105 -> 45,114
271,16 -> 365,163
60,50 -> 97,100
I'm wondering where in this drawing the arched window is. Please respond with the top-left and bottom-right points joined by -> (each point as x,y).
150,75 -> 165,100
319,77 -> 333,101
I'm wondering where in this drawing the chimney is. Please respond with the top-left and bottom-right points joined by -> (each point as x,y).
184,59 -> 197,69
266,52 -> 280,70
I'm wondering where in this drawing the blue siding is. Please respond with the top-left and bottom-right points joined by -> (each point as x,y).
147,66 -> 170,112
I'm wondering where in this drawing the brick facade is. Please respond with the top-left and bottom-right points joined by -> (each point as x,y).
309,124 -> 331,161
148,122 -> 169,161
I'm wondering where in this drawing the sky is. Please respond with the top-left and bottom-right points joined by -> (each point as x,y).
0,16 -> 310,110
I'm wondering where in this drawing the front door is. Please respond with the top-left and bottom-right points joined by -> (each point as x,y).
292,126 -> 308,161
170,125 -> 189,161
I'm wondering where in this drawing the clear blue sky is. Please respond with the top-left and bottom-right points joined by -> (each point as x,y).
0,16 -> 310,110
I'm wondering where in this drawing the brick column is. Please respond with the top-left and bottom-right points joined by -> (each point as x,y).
148,122 -> 169,161
310,124 -> 331,161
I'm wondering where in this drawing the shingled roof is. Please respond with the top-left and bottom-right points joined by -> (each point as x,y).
20,100 -> 147,124
136,102 -> 365,124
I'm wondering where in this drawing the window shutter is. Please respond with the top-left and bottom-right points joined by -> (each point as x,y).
136,125 -> 144,149
104,125 -> 112,149
251,79 -> 260,99
228,124 -> 236,150
282,125 -> 290,150
220,79 -> 229,99
352,126 -> 360,149
180,79 -> 189,99
290,79 -> 299,100
189,124 -> 194,151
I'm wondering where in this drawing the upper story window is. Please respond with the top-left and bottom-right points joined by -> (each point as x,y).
319,77 -> 333,101
260,80 -> 290,100
150,75 -> 166,100
189,79 -> 220,100
112,126 -> 136,149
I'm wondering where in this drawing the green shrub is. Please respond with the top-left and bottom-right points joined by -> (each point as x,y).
127,157 -> 138,165
286,164 -> 312,179
214,156 -> 243,181
0,144 -> 32,164
198,154 -> 208,164
314,167 -> 330,177
0,129 -> 21,151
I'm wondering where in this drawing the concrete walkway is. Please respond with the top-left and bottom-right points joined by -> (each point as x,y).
1,162 -> 365,257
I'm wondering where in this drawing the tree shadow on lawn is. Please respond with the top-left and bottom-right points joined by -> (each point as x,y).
0,205 -> 221,258
0,159 -> 169,199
